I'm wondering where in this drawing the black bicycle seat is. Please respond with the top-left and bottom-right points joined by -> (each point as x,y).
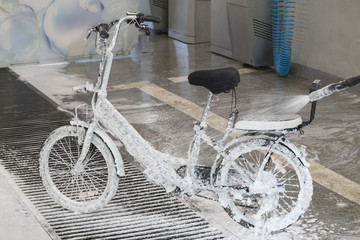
188,67 -> 240,94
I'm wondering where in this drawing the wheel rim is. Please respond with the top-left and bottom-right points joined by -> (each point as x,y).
218,139 -> 312,232
41,127 -> 116,211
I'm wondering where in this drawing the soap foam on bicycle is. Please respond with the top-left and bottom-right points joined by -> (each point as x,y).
37,9 -> 360,238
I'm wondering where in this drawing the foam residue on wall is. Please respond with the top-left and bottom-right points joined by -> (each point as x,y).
0,0 -> 140,66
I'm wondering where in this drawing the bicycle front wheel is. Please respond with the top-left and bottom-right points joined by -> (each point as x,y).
217,138 -> 313,233
39,125 -> 119,213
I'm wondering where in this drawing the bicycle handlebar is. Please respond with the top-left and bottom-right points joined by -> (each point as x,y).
309,75 -> 360,102
140,15 -> 161,24
84,12 -> 161,40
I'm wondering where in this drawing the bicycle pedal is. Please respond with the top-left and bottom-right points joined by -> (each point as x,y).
176,165 -> 211,183
170,186 -> 184,196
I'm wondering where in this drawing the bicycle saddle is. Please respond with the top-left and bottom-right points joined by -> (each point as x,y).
235,114 -> 303,131
188,67 -> 240,94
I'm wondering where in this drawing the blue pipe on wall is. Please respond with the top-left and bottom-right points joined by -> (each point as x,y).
272,0 -> 295,77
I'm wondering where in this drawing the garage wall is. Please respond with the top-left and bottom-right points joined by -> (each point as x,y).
292,0 -> 360,79
1,0 -> 359,79
210,0 -> 359,80
0,0 -> 140,67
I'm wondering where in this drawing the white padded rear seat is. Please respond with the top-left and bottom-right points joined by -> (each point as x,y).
234,114 -> 302,131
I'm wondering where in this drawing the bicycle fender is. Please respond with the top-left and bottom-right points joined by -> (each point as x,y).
279,138 -> 310,168
224,133 -> 310,168
70,120 -> 125,176
263,134 -> 310,168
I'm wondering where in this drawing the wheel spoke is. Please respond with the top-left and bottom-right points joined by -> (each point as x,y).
65,137 -> 77,165
50,148 -> 72,169
57,138 -> 76,166
279,197 -> 293,211
273,161 -> 291,176
83,171 -> 108,184
78,175 -> 97,201
228,161 -> 253,184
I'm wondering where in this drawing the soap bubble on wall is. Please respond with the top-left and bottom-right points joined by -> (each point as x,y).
0,0 -> 19,13
42,0 -> 104,57
0,4 -> 40,63
0,0 -> 143,65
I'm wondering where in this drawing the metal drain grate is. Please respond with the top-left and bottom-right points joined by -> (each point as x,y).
0,69 -> 225,239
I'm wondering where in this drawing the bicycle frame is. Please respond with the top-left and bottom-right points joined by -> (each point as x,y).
73,15 -> 237,194
73,13 -> 313,196
76,80 -> 230,194
39,11 -> 360,233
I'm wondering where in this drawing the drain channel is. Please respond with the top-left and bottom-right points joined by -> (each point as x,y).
0,69 -> 225,239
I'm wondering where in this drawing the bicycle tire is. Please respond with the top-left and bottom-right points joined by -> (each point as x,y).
217,138 -> 313,233
39,125 -> 119,213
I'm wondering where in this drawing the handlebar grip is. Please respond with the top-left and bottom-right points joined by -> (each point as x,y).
309,75 -> 360,102
344,75 -> 360,88
142,15 -> 161,24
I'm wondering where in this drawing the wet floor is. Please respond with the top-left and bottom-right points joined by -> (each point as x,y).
5,32 -> 360,239
0,69 -> 226,239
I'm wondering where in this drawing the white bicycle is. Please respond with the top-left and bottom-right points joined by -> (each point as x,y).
39,11 -> 360,233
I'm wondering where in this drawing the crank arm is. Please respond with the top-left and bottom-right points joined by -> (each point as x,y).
217,185 -> 250,196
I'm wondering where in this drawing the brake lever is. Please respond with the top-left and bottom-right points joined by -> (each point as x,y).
141,24 -> 151,36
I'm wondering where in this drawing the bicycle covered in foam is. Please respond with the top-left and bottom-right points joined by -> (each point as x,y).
39,11 -> 360,233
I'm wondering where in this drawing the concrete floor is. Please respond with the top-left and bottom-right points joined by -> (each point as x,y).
5,32 -> 360,239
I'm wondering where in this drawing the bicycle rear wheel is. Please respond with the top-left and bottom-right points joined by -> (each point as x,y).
39,125 -> 119,213
217,138 -> 313,233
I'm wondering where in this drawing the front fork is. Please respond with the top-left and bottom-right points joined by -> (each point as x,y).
74,120 -> 98,171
